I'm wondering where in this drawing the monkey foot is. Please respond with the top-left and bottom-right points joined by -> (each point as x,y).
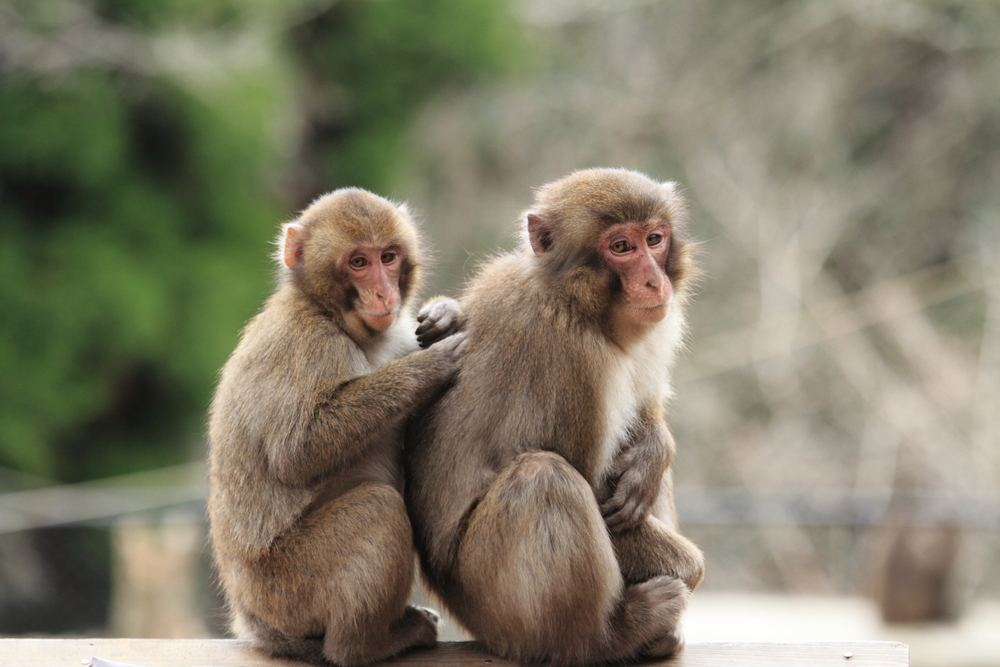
644,627 -> 685,658
413,605 -> 441,626
398,605 -> 439,651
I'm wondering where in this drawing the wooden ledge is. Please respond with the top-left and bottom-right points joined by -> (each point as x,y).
0,638 -> 909,667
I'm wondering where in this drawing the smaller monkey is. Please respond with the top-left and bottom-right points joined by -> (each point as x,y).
208,188 -> 463,666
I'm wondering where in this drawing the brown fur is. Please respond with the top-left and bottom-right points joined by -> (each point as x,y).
405,169 -> 705,665
208,188 -> 462,666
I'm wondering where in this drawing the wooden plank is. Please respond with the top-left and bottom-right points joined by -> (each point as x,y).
0,638 -> 908,667
665,642 -> 908,666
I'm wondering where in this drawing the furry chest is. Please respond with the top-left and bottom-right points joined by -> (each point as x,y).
593,343 -> 671,479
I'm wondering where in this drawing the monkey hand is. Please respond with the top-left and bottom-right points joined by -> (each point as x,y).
424,329 -> 467,381
600,443 -> 664,533
416,297 -> 465,348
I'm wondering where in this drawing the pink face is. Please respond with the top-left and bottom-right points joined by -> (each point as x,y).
600,220 -> 673,323
345,244 -> 405,331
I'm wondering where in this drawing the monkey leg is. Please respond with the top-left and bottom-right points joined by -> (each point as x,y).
612,516 -> 706,590
233,609 -> 327,663
452,451 -> 688,665
607,517 -> 705,657
234,482 -> 436,666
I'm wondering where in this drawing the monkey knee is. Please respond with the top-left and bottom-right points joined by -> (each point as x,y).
329,483 -> 412,545
679,550 -> 706,591
510,450 -> 572,475
353,482 -> 408,515
665,532 -> 705,591
504,451 -> 584,496
460,456 -> 621,633
615,521 -> 706,591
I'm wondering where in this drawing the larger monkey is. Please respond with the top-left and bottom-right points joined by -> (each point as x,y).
208,188 -> 463,666
405,168 -> 705,665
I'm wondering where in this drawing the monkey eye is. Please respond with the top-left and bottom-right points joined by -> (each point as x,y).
646,233 -> 663,246
380,252 -> 397,264
610,240 -> 632,254
349,256 -> 369,269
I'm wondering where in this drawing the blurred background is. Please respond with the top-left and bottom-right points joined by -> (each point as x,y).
0,1 -> 998,665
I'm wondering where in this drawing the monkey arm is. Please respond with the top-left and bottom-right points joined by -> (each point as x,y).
600,402 -> 675,533
415,297 -> 465,348
269,333 -> 465,486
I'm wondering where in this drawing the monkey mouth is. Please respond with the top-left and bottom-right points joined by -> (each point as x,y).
354,299 -> 401,319
628,302 -> 670,313
627,302 -> 670,323
357,305 -> 401,331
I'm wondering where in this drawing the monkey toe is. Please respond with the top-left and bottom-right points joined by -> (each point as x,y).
396,604 -> 439,650
413,624 -> 438,650
632,573 -> 689,604
645,627 -> 685,659
237,610 -> 328,665
624,575 -> 689,647
413,605 -> 441,626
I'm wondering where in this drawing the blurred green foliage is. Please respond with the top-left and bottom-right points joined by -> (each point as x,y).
292,0 -> 526,191
0,0 -> 522,482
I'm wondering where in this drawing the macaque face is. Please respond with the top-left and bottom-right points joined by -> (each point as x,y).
345,244 -> 406,331
600,220 -> 673,324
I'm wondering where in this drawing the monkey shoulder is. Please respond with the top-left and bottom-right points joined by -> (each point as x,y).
210,297 -> 369,471
463,254 -> 561,337
242,294 -> 371,379
462,254 -> 523,308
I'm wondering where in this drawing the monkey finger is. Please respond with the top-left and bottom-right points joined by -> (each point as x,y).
603,508 -> 633,531
418,299 -> 452,323
414,606 -> 441,626
415,320 -> 441,338
419,316 -> 455,337
600,491 -> 627,518
417,315 -> 460,348
417,327 -> 448,348
608,452 -> 639,479
416,332 -> 435,349
417,300 -> 442,318
418,306 -> 446,328
418,313 -> 462,345
601,483 -> 652,529
604,501 -> 646,532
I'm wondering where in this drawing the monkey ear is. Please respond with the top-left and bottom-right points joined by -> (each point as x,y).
526,213 -> 553,254
282,223 -> 305,270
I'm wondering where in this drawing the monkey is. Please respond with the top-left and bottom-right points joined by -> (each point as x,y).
207,187 -> 465,666
404,168 -> 705,665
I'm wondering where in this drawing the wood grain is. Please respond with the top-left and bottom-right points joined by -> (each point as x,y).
0,639 -> 908,667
